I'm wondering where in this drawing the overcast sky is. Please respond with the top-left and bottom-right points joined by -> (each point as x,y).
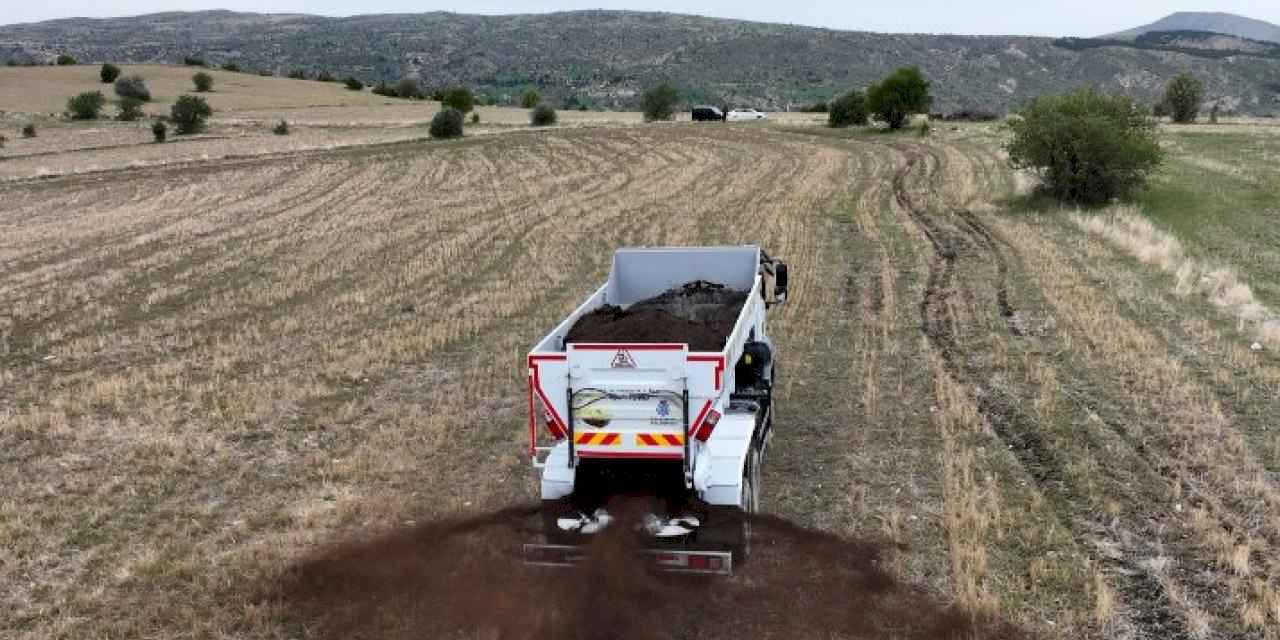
4,2 -> 1278,37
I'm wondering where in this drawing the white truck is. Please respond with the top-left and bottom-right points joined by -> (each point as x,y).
524,246 -> 789,575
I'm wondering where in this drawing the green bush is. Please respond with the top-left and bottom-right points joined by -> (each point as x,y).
396,78 -> 420,99
531,104 -> 557,127
0,134 -> 6,149
1007,87 -> 1163,205
471,112 -> 480,124
170,95 -> 212,134
441,86 -> 475,113
520,88 -> 543,108
429,108 -> 464,139
152,121 -> 167,143
273,120 -> 289,135
867,66 -> 933,130
22,124 -> 37,138
183,56 -> 206,67
114,75 -> 151,102
55,54 -> 77,66
100,63 -> 120,83
827,89 -> 868,128
117,97 -> 145,121
640,83 -> 680,122
1164,72 -> 1204,124
192,71 -> 214,92
807,102 -> 829,113
67,91 -> 106,120
371,83 -> 397,97
344,77 -> 364,91
222,63 -> 241,73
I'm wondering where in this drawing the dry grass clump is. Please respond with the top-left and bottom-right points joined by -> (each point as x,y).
1073,206 -> 1280,348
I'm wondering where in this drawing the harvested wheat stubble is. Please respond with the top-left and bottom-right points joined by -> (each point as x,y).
565,281 -> 748,351
268,501 -> 1026,640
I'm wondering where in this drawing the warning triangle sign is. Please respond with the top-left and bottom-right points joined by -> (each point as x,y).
610,349 -> 637,368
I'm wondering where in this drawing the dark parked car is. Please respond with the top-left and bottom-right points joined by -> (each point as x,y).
692,106 -> 725,122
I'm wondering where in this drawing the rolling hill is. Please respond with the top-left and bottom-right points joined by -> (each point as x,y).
1110,11 -> 1280,44
3,10 -> 1280,114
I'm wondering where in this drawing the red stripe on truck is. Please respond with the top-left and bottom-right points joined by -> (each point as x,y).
528,355 -> 568,439
569,343 -> 687,350
687,355 -> 725,390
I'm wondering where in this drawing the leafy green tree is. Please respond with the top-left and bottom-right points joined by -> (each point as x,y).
396,78 -> 419,99
55,54 -> 77,66
66,91 -> 106,119
531,104 -> 557,126
192,71 -> 214,92
344,77 -> 364,91
520,88 -> 543,108
430,108 -> 464,139
1007,87 -> 1163,205
170,95 -> 212,134
152,121 -> 167,143
117,96 -> 145,121
867,66 -> 933,130
114,75 -> 151,102
827,89 -> 868,128
441,86 -> 475,113
1164,72 -> 1204,124
100,63 -> 120,83
640,83 -> 680,122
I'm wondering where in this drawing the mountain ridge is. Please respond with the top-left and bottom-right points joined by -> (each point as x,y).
1109,11 -> 1280,44
2,9 -> 1279,114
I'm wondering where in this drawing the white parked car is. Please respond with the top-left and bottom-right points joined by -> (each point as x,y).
726,108 -> 768,121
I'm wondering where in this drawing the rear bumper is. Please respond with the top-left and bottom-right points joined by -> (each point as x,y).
524,543 -> 734,575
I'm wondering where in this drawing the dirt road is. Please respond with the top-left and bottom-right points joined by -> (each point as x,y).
3,123 -> 1278,639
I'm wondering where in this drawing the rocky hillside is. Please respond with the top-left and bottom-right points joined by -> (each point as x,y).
1110,11 -> 1280,44
3,10 -> 1280,114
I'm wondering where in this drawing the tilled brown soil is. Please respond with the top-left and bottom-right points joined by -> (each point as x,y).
267,503 -> 1026,640
565,282 -> 748,351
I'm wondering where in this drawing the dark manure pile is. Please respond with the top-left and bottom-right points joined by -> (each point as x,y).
565,281 -> 749,351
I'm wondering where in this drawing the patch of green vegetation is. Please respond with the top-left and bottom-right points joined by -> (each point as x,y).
1135,130 -> 1280,303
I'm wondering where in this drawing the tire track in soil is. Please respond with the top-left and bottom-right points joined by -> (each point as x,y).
888,144 -> 1194,640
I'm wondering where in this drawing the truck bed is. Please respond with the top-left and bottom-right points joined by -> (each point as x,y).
563,281 -> 748,351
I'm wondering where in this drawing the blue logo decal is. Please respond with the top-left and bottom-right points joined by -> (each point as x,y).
656,400 -> 671,418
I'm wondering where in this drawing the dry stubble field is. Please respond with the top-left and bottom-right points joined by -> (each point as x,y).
2,115 -> 1280,639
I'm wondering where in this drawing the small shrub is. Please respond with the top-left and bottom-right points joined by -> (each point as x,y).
317,70 -> 336,83
519,88 -> 542,108
115,75 -> 151,102
867,66 -> 933,130
152,121 -> 167,143
640,83 -> 680,122
100,63 -> 121,83
21,124 -> 37,138
287,69 -> 307,80
55,54 -> 77,66
1152,101 -> 1170,119
1164,72 -> 1204,124
429,108 -> 464,139
371,82 -> 398,97
183,56 -> 206,67
344,77 -> 364,91
827,89 -> 868,128
273,120 -> 289,135
222,62 -> 241,73
531,104 -> 557,127
67,91 -> 106,120
470,112 -> 480,124
0,134 -> 6,149
1007,87 -> 1162,205
192,71 -> 214,92
916,119 -> 931,136
441,86 -> 475,113
396,78 -> 420,99
258,69 -> 274,77
170,95 -> 212,135
430,89 -> 445,102
117,97 -> 145,121
807,102 -> 829,113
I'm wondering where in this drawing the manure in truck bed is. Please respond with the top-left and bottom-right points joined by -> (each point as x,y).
564,281 -> 749,351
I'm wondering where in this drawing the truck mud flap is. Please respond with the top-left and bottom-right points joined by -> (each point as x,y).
523,543 -> 733,576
